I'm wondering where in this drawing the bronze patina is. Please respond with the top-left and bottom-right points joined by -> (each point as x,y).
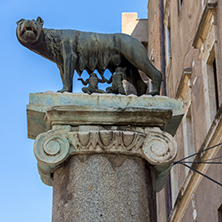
106,67 -> 126,95
16,17 -> 162,95
78,73 -> 106,94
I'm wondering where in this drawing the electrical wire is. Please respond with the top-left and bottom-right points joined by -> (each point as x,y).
179,161 -> 222,164
178,162 -> 222,187
173,142 -> 222,187
174,142 -> 222,164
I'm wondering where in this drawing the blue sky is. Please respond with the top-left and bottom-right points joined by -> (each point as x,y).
0,0 -> 148,221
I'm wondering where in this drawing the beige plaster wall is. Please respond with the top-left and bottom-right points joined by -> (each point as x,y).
156,188 -> 167,222
147,0 -> 161,71
122,13 -> 148,44
165,0 -> 222,221
194,148 -> 222,221
167,0 -> 201,97
123,1 -> 222,220
122,13 -> 138,35
148,0 -> 222,221
121,13 -> 149,94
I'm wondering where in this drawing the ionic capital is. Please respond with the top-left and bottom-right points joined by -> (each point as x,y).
34,125 -> 177,191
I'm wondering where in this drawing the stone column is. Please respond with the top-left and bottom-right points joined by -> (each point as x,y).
28,93 -> 183,222
52,154 -> 155,221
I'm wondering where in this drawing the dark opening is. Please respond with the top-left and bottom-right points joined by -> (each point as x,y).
178,0 -> 183,15
213,59 -> 219,111
166,176 -> 172,217
218,204 -> 222,222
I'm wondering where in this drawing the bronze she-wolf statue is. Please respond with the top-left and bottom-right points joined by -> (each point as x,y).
16,17 -> 162,95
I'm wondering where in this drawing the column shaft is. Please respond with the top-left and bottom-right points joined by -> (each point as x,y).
52,154 -> 156,222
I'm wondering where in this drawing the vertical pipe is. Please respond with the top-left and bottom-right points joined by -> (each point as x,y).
160,0 -> 167,96
160,0 -> 172,217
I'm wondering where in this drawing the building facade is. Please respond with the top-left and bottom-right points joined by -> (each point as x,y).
121,13 -> 150,94
122,0 -> 222,221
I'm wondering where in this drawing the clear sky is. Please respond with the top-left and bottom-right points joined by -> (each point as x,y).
0,0 -> 148,221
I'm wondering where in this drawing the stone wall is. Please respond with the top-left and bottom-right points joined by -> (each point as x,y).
147,0 -> 161,72
147,0 -> 222,221
121,12 -> 149,94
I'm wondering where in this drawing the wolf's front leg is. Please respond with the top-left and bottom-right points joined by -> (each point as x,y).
58,53 -> 77,93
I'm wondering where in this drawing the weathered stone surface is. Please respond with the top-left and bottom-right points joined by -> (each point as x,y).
45,105 -> 172,128
27,93 -> 183,139
52,154 -> 156,222
28,92 -> 182,222
34,125 -> 177,191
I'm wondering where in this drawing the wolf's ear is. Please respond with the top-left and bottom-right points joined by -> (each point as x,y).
16,18 -> 25,25
37,17 -> 44,26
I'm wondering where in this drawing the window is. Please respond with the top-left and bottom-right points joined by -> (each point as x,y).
218,204 -> 222,222
203,48 -> 219,128
149,49 -> 155,92
202,1 -> 216,10
164,4 -> 172,79
193,3 -> 218,130
191,194 -> 198,221
178,0 -> 183,14
177,68 -> 194,175
202,0 -> 206,9
166,19 -> 171,63
213,59 -> 219,111
183,104 -> 195,175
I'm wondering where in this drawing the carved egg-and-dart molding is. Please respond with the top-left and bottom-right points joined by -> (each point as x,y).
34,125 -> 177,188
